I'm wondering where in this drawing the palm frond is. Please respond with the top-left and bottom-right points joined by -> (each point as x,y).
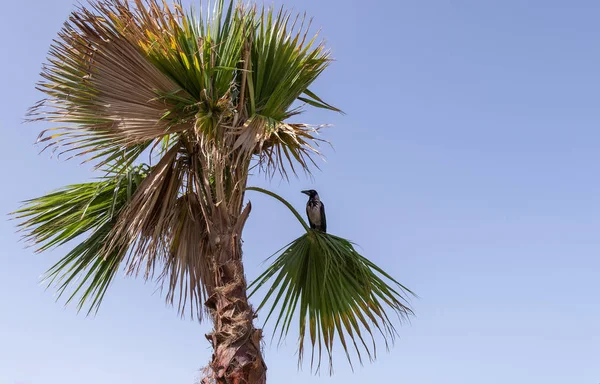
29,1 -> 195,167
234,6 -> 341,178
232,117 -> 328,179
298,89 -> 343,114
249,7 -> 336,120
160,193 -> 212,318
13,165 -> 150,314
247,187 -> 415,373
250,232 -> 414,373
104,141 -> 212,319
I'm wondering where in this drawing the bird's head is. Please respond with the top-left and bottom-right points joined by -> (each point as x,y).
301,189 -> 319,199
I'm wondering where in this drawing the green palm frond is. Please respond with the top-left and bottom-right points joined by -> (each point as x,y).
13,165 -> 150,314
250,7 -> 334,120
243,7 -> 340,178
247,187 -> 415,373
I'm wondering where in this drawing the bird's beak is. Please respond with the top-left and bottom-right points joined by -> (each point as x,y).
301,190 -> 310,196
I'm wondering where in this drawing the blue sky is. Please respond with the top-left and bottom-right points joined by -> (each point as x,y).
1,0 -> 600,383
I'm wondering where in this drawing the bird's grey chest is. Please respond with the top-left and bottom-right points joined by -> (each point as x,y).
307,200 -> 322,225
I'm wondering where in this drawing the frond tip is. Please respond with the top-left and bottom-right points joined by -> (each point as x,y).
249,230 -> 415,374
12,165 -> 150,314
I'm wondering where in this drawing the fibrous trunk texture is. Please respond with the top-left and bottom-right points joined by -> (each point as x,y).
202,209 -> 266,384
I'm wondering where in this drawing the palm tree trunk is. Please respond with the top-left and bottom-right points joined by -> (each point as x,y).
203,207 -> 266,384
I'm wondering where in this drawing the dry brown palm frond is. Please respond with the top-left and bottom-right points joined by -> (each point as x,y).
229,116 -> 329,179
102,141 -> 212,319
29,0 -> 194,165
161,193 -> 213,318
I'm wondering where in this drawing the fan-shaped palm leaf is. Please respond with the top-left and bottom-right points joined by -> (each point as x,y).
29,5 -> 191,167
247,187 -> 415,373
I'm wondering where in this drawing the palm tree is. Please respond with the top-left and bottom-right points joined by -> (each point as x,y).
14,0 -> 414,382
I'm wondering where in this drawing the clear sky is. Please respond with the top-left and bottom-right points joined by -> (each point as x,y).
1,0 -> 599,383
